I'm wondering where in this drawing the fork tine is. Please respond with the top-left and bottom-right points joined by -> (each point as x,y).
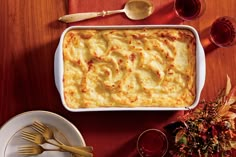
32,121 -> 47,134
22,131 -> 34,136
21,131 -> 44,144
18,146 -> 41,155
18,147 -> 32,152
18,151 -> 35,155
21,133 -> 34,139
18,149 -> 34,154
33,121 -> 47,130
21,131 -> 36,141
32,125 -> 44,134
21,137 -> 34,143
21,136 -> 35,143
32,121 -> 56,142
18,145 -> 62,155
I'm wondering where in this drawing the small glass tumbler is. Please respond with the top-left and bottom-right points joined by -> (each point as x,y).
137,129 -> 168,157
210,16 -> 236,47
174,0 -> 206,21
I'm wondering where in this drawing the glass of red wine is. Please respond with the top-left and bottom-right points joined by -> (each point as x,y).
210,16 -> 236,47
137,129 -> 168,157
174,0 -> 206,21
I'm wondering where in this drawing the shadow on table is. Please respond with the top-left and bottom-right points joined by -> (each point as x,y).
106,134 -> 173,157
200,26 -> 219,54
67,111 -> 183,157
144,1 -> 183,24
106,134 -> 140,157
105,127 -> 174,157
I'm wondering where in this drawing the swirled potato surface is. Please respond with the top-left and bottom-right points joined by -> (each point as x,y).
63,28 -> 196,108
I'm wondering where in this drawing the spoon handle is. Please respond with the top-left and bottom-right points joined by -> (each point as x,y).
58,10 -> 124,23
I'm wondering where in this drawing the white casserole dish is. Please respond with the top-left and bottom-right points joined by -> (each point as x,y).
54,25 -> 205,112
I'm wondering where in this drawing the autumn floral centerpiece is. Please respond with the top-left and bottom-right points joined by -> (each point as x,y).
165,76 -> 236,157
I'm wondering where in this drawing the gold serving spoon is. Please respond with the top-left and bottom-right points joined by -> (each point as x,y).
58,0 -> 154,23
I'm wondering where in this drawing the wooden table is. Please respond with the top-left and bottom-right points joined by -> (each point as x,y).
0,0 -> 236,156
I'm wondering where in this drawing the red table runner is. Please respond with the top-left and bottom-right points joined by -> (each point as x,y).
67,0 -> 184,156
68,0 -> 182,26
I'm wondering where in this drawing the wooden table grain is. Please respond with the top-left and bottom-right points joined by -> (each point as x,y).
0,0 -> 236,156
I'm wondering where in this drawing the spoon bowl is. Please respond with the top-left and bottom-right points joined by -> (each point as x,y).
58,0 -> 154,23
124,0 -> 154,20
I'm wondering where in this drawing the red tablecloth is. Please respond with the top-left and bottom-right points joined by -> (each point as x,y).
66,0 -> 184,156
68,0 -> 182,26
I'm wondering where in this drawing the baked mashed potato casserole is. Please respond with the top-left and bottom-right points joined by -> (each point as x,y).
63,28 -> 196,108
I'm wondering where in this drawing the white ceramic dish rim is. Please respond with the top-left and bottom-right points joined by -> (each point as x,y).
0,110 -> 86,156
54,25 -> 206,112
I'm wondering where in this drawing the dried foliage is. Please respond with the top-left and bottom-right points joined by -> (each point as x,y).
168,76 -> 236,157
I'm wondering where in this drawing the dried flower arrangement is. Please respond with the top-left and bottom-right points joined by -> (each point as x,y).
165,76 -> 236,157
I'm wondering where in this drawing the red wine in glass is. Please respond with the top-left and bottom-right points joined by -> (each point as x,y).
210,16 -> 236,47
137,129 -> 168,157
174,0 -> 206,20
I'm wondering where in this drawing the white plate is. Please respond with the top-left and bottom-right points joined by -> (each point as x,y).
0,110 -> 86,157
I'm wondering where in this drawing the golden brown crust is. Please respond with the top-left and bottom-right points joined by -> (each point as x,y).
63,28 -> 196,108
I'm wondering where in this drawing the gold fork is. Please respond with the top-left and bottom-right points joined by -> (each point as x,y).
31,121 -> 93,152
21,131 -> 93,157
31,121 -> 62,144
18,145 -> 61,156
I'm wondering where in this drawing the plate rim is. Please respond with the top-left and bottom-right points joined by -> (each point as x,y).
0,110 -> 86,156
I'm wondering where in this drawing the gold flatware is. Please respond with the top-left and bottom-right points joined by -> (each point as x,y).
58,0 -> 154,23
18,145 -> 61,156
21,131 -> 46,145
31,121 -> 93,152
21,131 -> 93,157
32,121 -> 63,144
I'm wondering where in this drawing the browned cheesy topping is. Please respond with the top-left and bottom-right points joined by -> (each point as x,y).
63,28 -> 196,108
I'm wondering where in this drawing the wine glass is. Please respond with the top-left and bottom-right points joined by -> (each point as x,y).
174,0 -> 206,21
210,16 -> 236,47
137,129 -> 168,157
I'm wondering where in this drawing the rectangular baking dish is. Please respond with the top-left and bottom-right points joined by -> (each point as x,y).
54,25 -> 205,112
